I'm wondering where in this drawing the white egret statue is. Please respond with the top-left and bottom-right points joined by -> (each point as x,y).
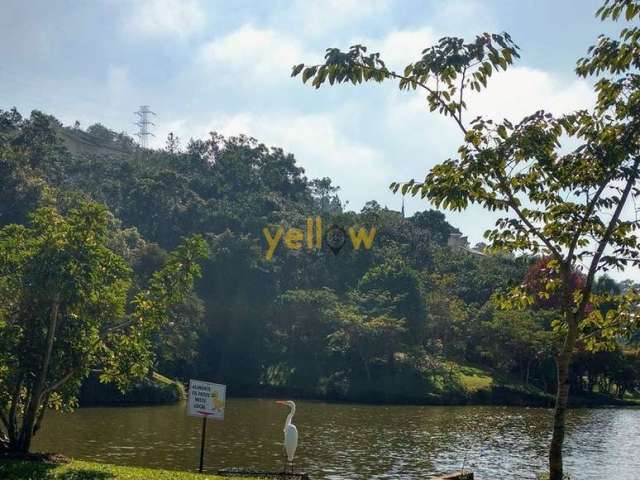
276,400 -> 298,473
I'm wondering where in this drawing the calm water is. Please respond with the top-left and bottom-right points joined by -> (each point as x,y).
33,399 -> 640,479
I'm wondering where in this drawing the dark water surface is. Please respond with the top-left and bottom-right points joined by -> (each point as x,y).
33,399 -> 640,479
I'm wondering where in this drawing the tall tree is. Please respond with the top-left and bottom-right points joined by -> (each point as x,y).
293,1 -> 640,477
356,257 -> 426,346
0,203 -> 206,452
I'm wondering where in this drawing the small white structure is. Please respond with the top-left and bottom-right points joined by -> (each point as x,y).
448,233 -> 486,256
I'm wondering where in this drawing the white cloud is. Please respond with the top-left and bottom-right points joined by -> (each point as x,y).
99,65 -> 136,119
106,65 -> 130,97
125,0 -> 205,38
432,0 -> 496,35
354,0 -> 494,59
363,27 -> 437,70
198,24 -> 312,82
291,0 -> 390,36
466,66 -> 594,120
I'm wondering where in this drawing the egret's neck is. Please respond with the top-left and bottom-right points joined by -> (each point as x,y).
285,405 -> 295,426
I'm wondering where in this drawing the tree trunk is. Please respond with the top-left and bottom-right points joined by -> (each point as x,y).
6,380 -> 21,448
14,298 -> 60,452
16,400 -> 39,452
618,385 -> 626,400
358,348 -> 372,381
386,349 -> 395,373
549,353 -> 570,480
549,314 -> 578,480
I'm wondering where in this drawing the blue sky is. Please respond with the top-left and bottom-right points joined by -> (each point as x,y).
2,0 -> 631,276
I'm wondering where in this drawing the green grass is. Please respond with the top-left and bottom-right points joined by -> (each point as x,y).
0,459 -> 262,480
455,365 -> 494,393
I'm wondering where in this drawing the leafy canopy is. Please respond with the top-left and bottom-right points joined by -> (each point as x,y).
292,5 -> 640,341
293,4 -> 640,477
0,202 -> 206,451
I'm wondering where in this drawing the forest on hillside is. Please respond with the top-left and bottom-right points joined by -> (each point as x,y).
2,107 -> 639,405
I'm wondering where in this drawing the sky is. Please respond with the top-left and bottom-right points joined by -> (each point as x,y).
2,0 -> 635,278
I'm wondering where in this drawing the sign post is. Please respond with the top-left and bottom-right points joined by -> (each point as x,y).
188,379 -> 226,473
198,417 -> 207,473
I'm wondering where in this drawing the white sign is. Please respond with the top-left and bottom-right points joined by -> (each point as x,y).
188,379 -> 226,420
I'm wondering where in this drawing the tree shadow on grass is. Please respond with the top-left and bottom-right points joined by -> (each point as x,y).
0,461 -> 114,480
0,459 -> 57,480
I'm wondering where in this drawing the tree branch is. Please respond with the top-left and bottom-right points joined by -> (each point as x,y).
0,409 -> 9,432
567,175 -> 615,265
579,157 -> 640,317
33,394 -> 49,436
320,60 -> 565,263
8,378 -> 22,442
42,370 -> 76,396
458,66 -> 467,125
494,172 -> 564,262
307,61 -> 470,134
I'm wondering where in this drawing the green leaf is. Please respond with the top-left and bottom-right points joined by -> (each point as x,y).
291,64 -> 304,77
302,67 -> 317,83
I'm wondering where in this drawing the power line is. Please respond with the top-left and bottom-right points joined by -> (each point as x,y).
133,105 -> 156,148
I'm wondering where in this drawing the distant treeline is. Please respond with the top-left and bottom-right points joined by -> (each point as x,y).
2,108 -> 639,404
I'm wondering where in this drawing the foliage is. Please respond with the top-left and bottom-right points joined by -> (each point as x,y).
0,203 -> 206,452
523,258 -> 586,311
293,1 -> 640,478
2,104 -> 638,411
266,288 -> 339,393
356,257 -> 425,345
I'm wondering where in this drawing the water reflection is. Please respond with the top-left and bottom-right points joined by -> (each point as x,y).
32,399 -> 640,479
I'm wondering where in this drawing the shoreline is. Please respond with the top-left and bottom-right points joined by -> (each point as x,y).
74,390 -> 640,410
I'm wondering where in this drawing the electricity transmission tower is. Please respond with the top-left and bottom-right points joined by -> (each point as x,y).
134,105 -> 156,148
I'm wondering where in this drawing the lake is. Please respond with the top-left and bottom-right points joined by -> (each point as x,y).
33,399 -> 640,479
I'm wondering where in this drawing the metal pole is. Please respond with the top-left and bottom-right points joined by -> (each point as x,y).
198,416 -> 207,473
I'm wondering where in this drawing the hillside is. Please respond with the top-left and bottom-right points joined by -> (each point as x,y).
1,107 -> 639,406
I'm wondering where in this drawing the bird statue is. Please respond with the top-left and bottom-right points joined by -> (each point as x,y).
211,390 -> 224,412
276,400 -> 298,474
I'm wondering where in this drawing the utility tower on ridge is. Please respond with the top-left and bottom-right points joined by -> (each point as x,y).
134,105 -> 156,148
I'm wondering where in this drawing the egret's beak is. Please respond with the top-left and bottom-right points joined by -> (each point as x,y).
276,400 -> 286,405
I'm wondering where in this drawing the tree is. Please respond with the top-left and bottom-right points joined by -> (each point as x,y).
476,306 -> 554,385
356,257 -> 426,346
165,132 -> 181,154
523,257 -> 587,311
293,2 -> 640,477
0,203 -> 206,453
268,288 -> 339,393
85,123 -> 136,151
328,303 -> 406,383
423,285 -> 469,358
310,177 -> 342,213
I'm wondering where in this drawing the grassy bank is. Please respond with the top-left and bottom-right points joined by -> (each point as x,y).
282,362 -> 640,407
444,364 -> 640,407
0,459 -> 261,480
